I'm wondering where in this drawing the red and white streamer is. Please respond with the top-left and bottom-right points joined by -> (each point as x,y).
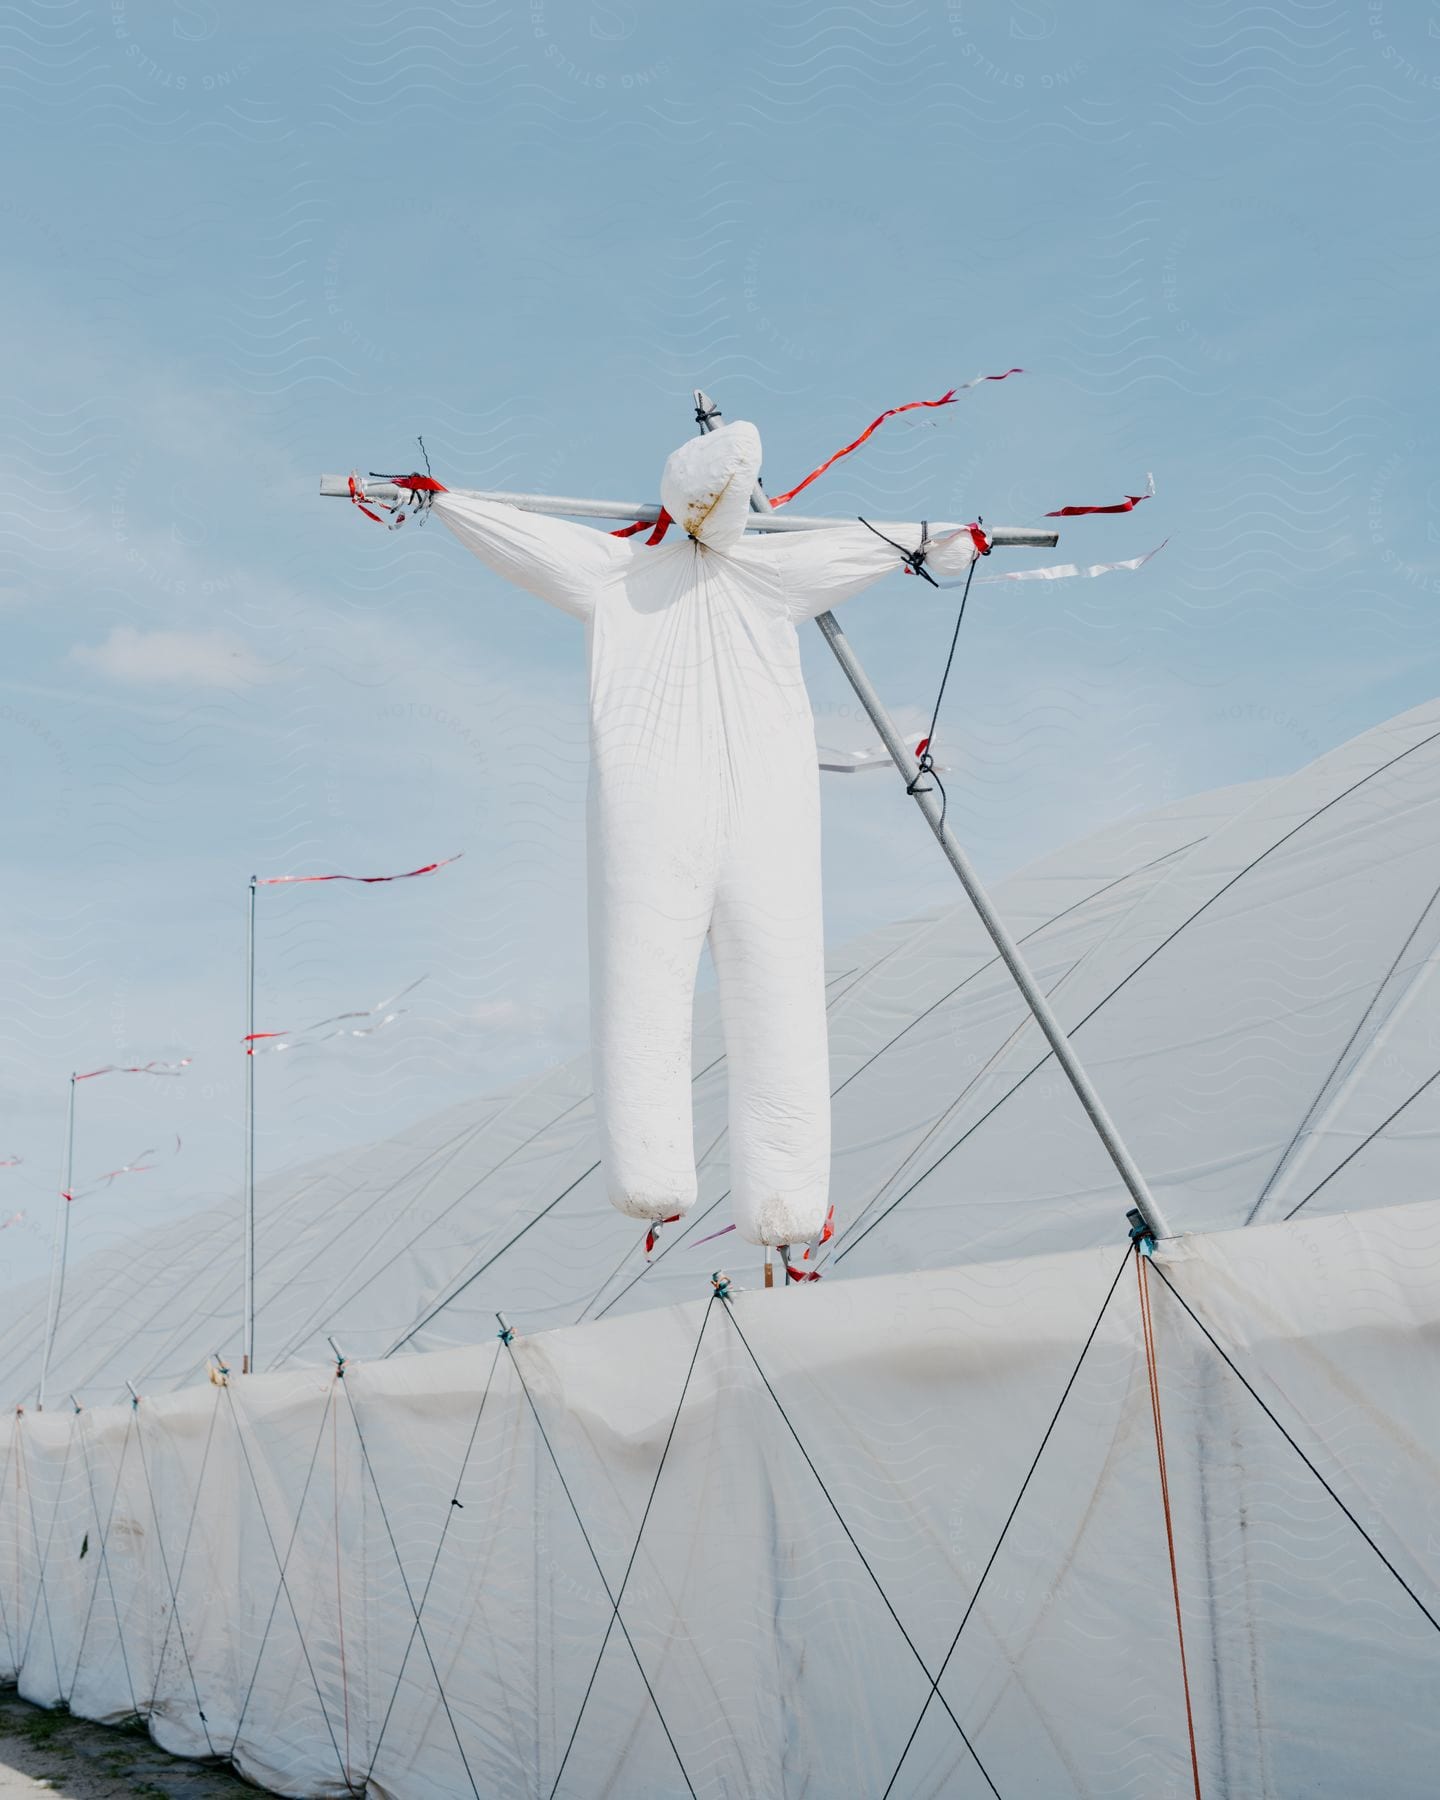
95,1134 -> 182,1189
971,539 -> 1168,586
245,977 -> 426,1056
257,855 -> 461,887
66,1135 -> 183,1205
769,373 -> 1023,509
75,1059 -> 191,1082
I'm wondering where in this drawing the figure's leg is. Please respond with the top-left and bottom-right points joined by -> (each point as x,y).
589,828 -> 712,1222
710,808 -> 831,1247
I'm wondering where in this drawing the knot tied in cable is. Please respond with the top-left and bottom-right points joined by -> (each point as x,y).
906,741 -> 938,799
857,517 -> 942,587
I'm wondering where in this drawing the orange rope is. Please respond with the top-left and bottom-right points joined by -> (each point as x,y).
1137,1249 -> 1203,1800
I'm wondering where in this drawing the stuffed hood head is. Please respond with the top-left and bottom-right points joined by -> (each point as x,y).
659,420 -> 763,548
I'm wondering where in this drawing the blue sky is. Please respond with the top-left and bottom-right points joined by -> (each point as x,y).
1,0 -> 1436,1292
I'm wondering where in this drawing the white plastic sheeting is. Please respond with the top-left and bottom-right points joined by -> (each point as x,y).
2,698 -> 1438,1794
4,699 -> 1440,1403
434,420 -> 977,1246
1,1200 -> 1437,1798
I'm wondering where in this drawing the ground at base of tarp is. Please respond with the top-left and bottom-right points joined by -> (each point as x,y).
0,1692 -> 270,1800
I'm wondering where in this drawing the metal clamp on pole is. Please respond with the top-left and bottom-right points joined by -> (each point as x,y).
691,388 -> 1173,1242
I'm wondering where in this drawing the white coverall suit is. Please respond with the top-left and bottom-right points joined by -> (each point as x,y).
434,422 -> 979,1245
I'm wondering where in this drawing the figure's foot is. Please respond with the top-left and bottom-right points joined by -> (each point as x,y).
644,1212 -> 682,1259
778,1205 -> 835,1282
610,1185 -> 696,1223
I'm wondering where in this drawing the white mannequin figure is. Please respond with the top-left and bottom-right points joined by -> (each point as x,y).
432,421 -> 979,1247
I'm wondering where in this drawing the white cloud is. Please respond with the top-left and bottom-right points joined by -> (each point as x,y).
70,627 -> 281,688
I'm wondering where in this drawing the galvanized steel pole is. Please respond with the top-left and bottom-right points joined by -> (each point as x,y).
243,875 -> 257,1372
317,474 -> 1056,548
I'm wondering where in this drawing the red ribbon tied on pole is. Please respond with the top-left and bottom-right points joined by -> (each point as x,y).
612,506 -> 675,544
348,471 -> 448,530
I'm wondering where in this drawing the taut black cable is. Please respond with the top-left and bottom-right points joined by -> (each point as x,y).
905,548 -> 983,830
881,1244 -> 1132,1797
839,727 -> 1440,1267
225,1382 -> 350,1786
1149,1261 -> 1440,1636
1282,1064 -> 1440,1222
0,1429 -> 17,1669
364,1343 -> 504,1784
133,1407 -> 216,1754
547,1299 -> 713,1798
13,1424 -> 65,1700
502,1329 -> 699,1799
148,1386 -> 222,1717
66,1412 -> 139,1714
715,1294 -> 1004,1798
341,1373 -> 482,1800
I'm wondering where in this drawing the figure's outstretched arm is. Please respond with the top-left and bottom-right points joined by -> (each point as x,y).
432,494 -> 631,621
770,523 -> 979,624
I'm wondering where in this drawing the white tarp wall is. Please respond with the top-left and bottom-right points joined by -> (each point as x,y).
2,1199 -> 1437,1799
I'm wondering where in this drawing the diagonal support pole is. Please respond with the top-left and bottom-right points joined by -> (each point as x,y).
692,389 -> 1172,1240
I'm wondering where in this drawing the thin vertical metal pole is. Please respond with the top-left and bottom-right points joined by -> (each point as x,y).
244,875 -> 256,1373
38,1074 -> 77,1411
691,390 -> 1172,1238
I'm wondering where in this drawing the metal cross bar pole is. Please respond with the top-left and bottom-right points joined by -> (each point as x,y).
317,475 -> 1057,548
691,389 -> 1172,1239
243,875 -> 256,1373
37,1073 -> 77,1410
